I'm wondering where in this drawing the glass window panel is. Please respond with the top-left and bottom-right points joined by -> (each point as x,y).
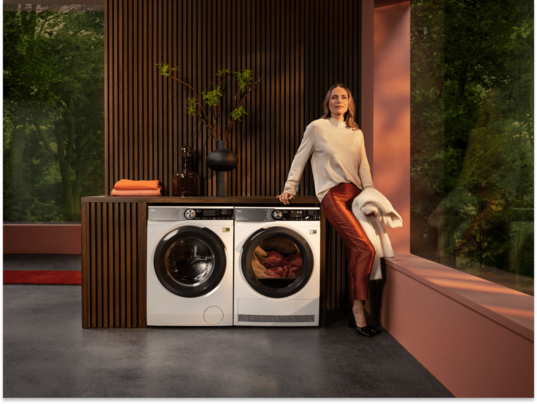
411,0 -> 534,295
3,3 -> 104,222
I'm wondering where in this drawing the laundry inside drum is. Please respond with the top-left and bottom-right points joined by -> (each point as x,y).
165,237 -> 215,287
251,236 -> 303,287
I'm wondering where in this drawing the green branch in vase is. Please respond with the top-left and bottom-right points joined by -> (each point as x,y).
225,73 -> 264,140
157,63 -> 263,142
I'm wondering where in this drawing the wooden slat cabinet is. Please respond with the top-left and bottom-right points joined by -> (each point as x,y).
82,201 -> 147,328
81,196 -> 348,328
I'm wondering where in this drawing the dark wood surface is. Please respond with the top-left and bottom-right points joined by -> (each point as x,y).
81,195 -> 321,204
104,0 -> 364,198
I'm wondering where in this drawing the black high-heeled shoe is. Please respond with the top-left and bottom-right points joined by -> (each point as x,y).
348,311 -> 377,337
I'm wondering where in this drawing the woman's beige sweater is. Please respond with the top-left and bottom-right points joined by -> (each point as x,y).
282,117 -> 374,202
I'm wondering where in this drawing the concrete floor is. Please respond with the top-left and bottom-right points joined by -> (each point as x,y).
3,255 -> 453,398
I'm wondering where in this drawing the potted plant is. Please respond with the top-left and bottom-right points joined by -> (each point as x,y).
156,63 -> 263,197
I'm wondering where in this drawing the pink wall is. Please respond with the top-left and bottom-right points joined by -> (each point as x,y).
373,1 -> 410,253
3,224 -> 81,254
361,0 -> 375,166
381,256 -> 534,397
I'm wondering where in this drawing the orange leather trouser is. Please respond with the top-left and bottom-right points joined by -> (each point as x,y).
321,183 -> 375,301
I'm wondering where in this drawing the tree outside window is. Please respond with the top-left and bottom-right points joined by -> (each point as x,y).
3,3 -> 104,222
411,0 -> 534,295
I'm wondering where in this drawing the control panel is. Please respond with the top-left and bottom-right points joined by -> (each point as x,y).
148,207 -> 233,221
271,209 -> 320,221
184,208 -> 234,220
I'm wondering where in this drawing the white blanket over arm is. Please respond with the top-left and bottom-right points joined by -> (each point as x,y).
351,188 -> 403,280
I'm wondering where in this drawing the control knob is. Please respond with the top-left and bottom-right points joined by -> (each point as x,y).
185,209 -> 196,220
272,210 -> 283,220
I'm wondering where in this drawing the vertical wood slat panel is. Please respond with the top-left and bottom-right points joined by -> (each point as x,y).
104,0 -> 109,196
96,203 -> 103,327
128,0 -> 134,180
132,203 -> 139,328
113,0 -> 119,193
88,203 -> 98,327
102,203 -> 109,326
118,0 -> 124,182
82,202 -> 146,328
114,203 -> 120,327
81,202 -> 90,328
138,203 -> 148,327
126,203 -> 132,328
105,0 -> 362,199
108,203 -> 114,327
120,203 -> 126,327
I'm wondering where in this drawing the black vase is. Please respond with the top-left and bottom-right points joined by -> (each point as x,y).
206,140 -> 238,197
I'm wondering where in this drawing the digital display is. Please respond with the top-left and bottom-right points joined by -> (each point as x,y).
204,210 -> 216,217
290,211 -> 303,218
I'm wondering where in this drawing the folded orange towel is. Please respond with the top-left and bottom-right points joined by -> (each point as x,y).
111,186 -> 162,196
114,179 -> 160,190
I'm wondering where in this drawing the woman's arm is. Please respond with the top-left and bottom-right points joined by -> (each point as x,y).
359,130 -> 374,189
278,124 -> 315,203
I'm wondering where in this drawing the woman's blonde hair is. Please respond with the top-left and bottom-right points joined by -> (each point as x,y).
320,83 -> 360,131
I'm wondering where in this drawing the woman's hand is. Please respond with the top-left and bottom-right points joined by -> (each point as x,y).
276,193 -> 295,205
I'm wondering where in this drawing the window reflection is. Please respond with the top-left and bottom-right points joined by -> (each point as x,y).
3,4 -> 105,222
411,0 -> 534,295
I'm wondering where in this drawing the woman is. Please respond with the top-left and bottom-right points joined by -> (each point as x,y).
276,83 -> 377,337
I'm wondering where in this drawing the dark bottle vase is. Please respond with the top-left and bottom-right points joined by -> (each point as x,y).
206,140 -> 238,197
173,145 -> 202,196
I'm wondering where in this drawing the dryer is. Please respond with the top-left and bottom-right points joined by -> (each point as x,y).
234,207 -> 321,326
147,206 -> 234,326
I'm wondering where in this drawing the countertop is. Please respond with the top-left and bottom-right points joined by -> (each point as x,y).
81,195 -> 321,205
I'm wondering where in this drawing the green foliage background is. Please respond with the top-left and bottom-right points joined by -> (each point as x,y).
3,4 -> 104,222
411,0 -> 534,290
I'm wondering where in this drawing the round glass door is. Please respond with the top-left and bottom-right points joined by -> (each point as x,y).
241,227 -> 314,298
154,226 -> 226,297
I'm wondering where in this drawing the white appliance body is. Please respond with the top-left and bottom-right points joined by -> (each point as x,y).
147,206 -> 234,326
234,207 -> 321,326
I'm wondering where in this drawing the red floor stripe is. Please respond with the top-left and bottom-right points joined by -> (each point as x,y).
3,271 -> 82,285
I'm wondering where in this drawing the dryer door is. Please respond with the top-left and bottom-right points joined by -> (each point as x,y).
154,226 -> 226,297
241,226 -> 314,298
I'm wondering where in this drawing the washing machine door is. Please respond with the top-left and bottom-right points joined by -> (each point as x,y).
153,226 -> 226,298
241,226 -> 314,298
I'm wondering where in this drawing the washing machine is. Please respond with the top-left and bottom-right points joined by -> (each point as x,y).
234,207 -> 321,326
147,206 -> 234,326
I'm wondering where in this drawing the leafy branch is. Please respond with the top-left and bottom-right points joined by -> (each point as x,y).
224,72 -> 264,140
156,63 -> 262,141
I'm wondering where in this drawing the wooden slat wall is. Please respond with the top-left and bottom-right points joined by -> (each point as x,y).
105,0 -> 362,199
82,202 -> 147,328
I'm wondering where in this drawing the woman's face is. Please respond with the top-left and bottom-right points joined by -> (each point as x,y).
329,87 -> 349,118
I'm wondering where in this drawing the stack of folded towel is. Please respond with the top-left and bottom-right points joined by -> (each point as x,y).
111,179 -> 162,196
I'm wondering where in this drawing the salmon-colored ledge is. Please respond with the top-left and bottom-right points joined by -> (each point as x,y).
3,224 -> 82,255
384,254 -> 534,341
